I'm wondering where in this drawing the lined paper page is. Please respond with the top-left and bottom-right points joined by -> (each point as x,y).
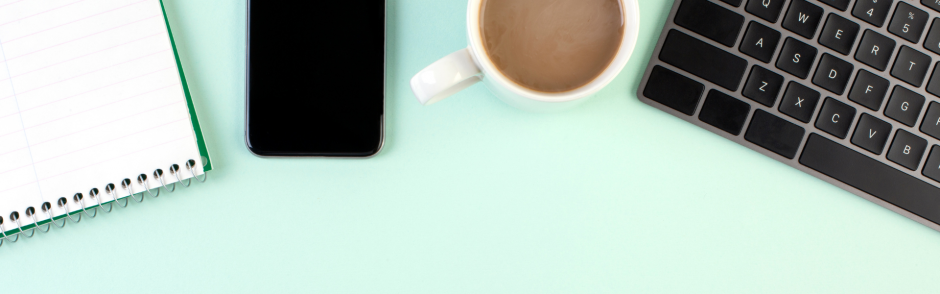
0,0 -> 204,227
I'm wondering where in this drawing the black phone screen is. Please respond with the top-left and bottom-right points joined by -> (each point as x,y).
246,1 -> 385,157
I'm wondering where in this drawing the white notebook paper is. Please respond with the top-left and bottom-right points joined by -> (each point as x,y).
0,0 -> 208,231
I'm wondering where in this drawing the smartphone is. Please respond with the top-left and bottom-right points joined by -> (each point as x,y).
246,1 -> 385,157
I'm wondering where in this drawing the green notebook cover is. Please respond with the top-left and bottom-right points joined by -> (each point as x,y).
161,0 -> 213,172
1,2 -> 212,237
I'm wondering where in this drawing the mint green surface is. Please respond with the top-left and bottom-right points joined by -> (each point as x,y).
4,0 -> 940,292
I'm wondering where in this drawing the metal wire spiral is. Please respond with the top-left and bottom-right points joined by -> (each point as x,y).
0,159 -> 206,248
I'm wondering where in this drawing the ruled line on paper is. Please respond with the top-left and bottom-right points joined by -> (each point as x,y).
0,0 -> 86,27
0,0 -> 27,10
2,0 -> 150,43
0,114 -> 187,178
0,32 -> 163,82
20,84 -> 180,132
0,133 -> 191,194
0,15 -> 159,62
40,134 -> 190,182
9,66 -> 173,115
0,88 -> 181,142
0,49 -> 170,101
30,116 -> 186,165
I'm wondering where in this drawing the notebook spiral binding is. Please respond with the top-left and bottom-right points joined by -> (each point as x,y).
0,159 -> 207,248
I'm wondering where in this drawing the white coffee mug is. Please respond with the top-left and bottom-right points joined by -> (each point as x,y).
410,0 -> 640,112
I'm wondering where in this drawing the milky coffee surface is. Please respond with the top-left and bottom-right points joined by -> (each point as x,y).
481,0 -> 624,93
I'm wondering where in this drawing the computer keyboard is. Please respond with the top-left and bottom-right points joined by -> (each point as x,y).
638,0 -> 940,231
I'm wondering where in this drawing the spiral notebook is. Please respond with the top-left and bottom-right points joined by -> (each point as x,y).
0,0 -> 211,244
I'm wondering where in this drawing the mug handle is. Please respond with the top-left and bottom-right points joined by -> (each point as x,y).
410,48 -> 482,105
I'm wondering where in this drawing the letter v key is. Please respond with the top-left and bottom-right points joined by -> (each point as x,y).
869,129 -> 877,138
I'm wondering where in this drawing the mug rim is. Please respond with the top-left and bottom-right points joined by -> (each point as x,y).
466,0 -> 641,103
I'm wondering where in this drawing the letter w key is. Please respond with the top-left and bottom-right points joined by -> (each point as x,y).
783,0 -> 824,39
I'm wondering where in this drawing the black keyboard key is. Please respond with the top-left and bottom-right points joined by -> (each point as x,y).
920,102 -> 940,140
818,13 -> 860,55
742,65 -> 784,106
644,66 -> 705,116
848,69 -> 890,110
855,30 -> 896,71
746,0 -> 787,23
885,85 -> 926,127
739,21 -> 781,63
800,134 -> 940,225
923,145 -> 940,182
779,81 -> 821,123
927,62 -> 940,98
887,130 -> 928,170
812,54 -> 854,95
745,109 -> 806,158
888,2 -> 929,43
719,0 -> 744,7
924,19 -> 940,55
891,46 -> 931,87
815,97 -> 856,139
852,0 -> 894,27
776,37 -> 818,79
782,0 -> 824,39
924,0 -> 940,13
660,30 -> 748,91
819,0 -> 850,11
851,113 -> 892,154
674,0 -> 745,47
699,90 -> 752,135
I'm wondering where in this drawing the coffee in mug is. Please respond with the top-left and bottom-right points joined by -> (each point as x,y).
480,0 -> 625,93
410,0 -> 639,111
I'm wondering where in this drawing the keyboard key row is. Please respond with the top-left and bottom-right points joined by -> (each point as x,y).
645,70 -> 940,175
646,66 -> 938,172
677,0 -> 939,92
